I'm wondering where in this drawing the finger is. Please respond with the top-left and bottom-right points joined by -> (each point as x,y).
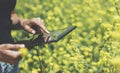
3,50 -> 21,58
35,23 -> 49,34
30,18 -> 49,33
3,44 -> 25,51
30,21 -> 48,33
38,27 -> 46,33
38,25 -> 49,33
36,17 -> 45,25
31,18 -> 45,25
24,24 -> 36,34
3,50 -> 21,64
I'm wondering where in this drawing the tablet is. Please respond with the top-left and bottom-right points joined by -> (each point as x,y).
15,26 -> 76,48
48,26 -> 76,43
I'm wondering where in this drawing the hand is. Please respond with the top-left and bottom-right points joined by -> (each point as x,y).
0,44 -> 25,64
20,17 -> 49,34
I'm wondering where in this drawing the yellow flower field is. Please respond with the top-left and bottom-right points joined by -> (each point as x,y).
11,0 -> 120,73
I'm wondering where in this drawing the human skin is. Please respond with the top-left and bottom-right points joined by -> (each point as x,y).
0,11 -> 49,64
0,44 -> 25,64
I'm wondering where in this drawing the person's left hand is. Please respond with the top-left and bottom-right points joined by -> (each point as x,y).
20,17 -> 49,34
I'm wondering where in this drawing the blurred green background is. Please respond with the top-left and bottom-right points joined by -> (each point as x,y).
12,0 -> 120,73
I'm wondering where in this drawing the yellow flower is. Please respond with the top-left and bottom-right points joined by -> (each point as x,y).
19,47 -> 29,57
110,31 -> 120,40
113,15 -> 120,23
31,69 -> 40,73
111,56 -> 120,69
97,18 -> 102,23
72,22 -> 83,27
101,22 -> 113,30
108,7 -> 115,12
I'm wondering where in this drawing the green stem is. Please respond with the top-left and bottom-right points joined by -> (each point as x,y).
114,0 -> 120,16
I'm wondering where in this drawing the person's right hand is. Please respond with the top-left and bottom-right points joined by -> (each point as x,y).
0,44 -> 25,64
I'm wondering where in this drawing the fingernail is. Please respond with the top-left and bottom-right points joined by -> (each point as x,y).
32,31 -> 36,34
20,44 -> 25,48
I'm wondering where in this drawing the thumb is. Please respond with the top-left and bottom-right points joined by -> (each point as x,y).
24,24 -> 36,34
